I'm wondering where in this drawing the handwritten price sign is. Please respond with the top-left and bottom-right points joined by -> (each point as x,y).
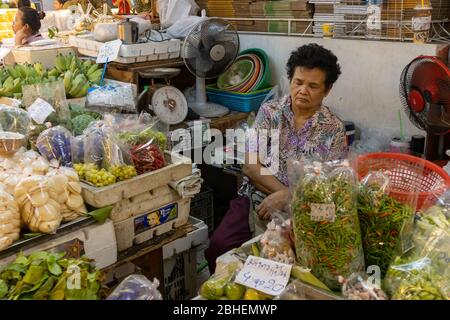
96,39 -> 122,64
235,255 -> 292,296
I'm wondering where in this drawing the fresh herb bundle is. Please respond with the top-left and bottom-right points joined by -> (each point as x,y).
291,163 -> 364,290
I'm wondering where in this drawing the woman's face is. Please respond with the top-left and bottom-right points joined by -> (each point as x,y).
53,0 -> 63,10
12,11 -> 25,33
290,66 -> 331,112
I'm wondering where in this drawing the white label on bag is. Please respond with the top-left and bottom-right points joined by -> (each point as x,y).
96,39 -> 122,64
310,203 -> 336,222
0,47 -> 11,60
367,5 -> 381,30
412,16 -> 431,31
27,98 -> 55,124
235,255 -> 292,296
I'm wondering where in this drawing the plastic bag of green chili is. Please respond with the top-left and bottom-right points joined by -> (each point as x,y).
383,205 -> 450,300
358,171 -> 416,277
289,159 -> 365,291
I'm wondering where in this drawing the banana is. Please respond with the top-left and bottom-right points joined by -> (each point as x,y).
55,54 -> 66,72
6,65 -> 20,79
88,69 -> 103,84
17,64 -> 27,78
86,63 -> 100,77
34,63 -> 45,76
48,68 -> 60,77
12,78 -> 22,93
63,70 -> 73,93
82,60 -> 92,71
74,83 -> 90,98
68,74 -> 86,97
69,58 -> 77,73
2,76 -> 14,91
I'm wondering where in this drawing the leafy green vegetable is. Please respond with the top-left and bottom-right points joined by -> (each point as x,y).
0,279 -> 8,299
87,206 -> 113,224
23,265 -> 46,285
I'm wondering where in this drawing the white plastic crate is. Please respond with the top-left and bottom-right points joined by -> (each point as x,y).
0,220 -> 117,270
163,217 -> 208,300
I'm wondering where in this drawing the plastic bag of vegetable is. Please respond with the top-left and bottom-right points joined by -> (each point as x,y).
288,158 -> 365,290
36,126 -> 73,167
86,83 -> 136,113
339,272 -> 388,300
107,275 -> 163,300
0,190 -> 20,252
358,171 -> 416,277
383,200 -> 450,300
199,262 -> 247,300
259,211 -> 296,265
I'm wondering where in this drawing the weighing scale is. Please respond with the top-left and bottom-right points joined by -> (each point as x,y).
138,68 -> 189,125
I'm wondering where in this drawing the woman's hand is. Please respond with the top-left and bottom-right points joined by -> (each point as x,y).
256,188 -> 290,220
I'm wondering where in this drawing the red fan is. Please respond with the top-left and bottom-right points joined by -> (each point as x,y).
400,56 -> 450,160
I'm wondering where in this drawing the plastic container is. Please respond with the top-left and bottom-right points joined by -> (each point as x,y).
389,137 -> 410,154
239,48 -> 271,91
206,85 -> 272,112
357,152 -> 450,210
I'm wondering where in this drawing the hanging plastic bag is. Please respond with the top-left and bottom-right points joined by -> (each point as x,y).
36,126 -> 73,167
358,171 -> 416,277
259,211 -> 296,264
383,195 -> 450,300
288,157 -> 365,290
339,272 -> 388,300
166,11 -> 207,39
0,190 -> 20,251
157,0 -> 199,29
107,275 -> 163,300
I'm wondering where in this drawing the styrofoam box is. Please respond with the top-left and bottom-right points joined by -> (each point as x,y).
0,220 -> 117,270
68,35 -> 181,58
4,45 -> 77,69
77,48 -> 180,64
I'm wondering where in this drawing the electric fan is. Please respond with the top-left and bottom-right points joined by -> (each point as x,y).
182,17 -> 240,117
400,56 -> 450,161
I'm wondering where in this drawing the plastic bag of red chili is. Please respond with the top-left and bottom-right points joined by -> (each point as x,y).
130,140 -> 166,175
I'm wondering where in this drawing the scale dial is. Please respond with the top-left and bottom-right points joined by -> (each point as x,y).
151,86 -> 188,125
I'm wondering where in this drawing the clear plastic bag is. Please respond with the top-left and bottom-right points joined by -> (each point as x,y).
107,275 -> 163,300
166,13 -> 206,39
0,106 -> 31,155
358,171 -> 416,277
36,126 -> 73,167
274,280 -> 306,300
199,262 -> 247,300
157,0 -> 200,28
339,272 -> 388,300
21,80 -> 71,129
0,190 -> 20,252
47,166 -> 86,222
86,84 -> 136,113
383,197 -> 450,300
130,141 -> 165,175
14,175 -> 62,234
288,158 -> 365,290
260,211 -> 296,265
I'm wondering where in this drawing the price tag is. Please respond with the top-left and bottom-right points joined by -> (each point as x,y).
0,47 -> 11,61
310,203 -> 336,222
235,255 -> 292,296
96,39 -> 122,64
412,16 -> 431,32
27,98 -> 55,124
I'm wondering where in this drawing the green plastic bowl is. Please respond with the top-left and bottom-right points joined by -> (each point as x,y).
238,48 -> 271,91
217,59 -> 254,90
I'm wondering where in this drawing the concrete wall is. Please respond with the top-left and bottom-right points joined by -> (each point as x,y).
238,34 -> 441,138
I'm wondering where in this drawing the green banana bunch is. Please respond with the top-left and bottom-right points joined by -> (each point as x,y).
68,73 -> 87,98
55,53 -> 67,73
63,70 -> 73,93
88,69 -> 103,84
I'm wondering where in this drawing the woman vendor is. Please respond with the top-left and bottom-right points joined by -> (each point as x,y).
205,43 -> 348,273
13,6 -> 45,46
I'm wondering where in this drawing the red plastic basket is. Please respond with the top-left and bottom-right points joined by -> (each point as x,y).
357,152 -> 450,210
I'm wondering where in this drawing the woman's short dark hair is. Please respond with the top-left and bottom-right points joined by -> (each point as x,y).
286,43 -> 342,89
18,7 -> 45,32
17,0 -> 31,7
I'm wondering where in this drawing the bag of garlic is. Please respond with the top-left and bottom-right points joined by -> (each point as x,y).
47,166 -> 87,222
14,175 -> 62,234
0,190 -> 20,251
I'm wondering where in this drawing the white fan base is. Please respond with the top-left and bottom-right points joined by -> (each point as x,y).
189,102 -> 230,118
